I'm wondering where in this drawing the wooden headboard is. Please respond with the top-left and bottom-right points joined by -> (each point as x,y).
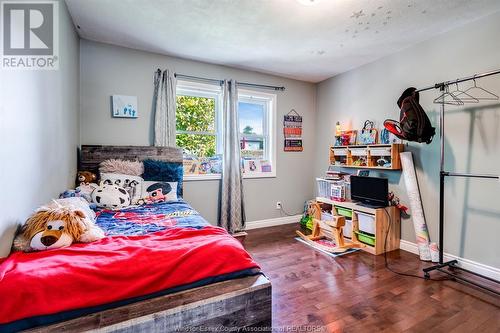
79,145 -> 183,174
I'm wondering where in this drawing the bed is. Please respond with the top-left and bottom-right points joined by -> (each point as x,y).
0,145 -> 271,332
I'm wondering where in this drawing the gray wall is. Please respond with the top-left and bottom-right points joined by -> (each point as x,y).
79,40 -> 316,224
0,1 -> 80,257
315,12 -> 500,268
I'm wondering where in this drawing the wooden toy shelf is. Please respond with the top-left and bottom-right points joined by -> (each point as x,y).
315,197 -> 400,255
329,143 -> 404,170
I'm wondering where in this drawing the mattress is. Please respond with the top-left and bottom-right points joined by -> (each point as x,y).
0,200 -> 260,332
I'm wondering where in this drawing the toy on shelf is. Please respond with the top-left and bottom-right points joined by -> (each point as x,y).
334,125 -> 357,146
388,191 -> 409,215
316,177 -> 348,202
376,157 -> 391,168
329,143 -> 404,170
299,200 -> 316,230
330,183 -> 346,202
296,202 -> 364,253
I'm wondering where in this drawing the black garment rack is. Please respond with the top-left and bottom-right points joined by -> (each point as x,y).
415,68 -> 500,295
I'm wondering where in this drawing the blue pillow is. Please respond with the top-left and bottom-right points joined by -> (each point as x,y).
142,159 -> 183,197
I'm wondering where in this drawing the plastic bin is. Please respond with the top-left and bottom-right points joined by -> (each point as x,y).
350,148 -> 367,156
357,212 -> 375,235
335,206 -> 352,218
343,218 -> 353,238
321,212 -> 333,221
333,148 -> 348,156
355,231 -> 375,246
316,178 -> 332,198
369,147 -> 391,156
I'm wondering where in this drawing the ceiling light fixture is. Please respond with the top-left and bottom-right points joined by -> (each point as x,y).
296,0 -> 322,6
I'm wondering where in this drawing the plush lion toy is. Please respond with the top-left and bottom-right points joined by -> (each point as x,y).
13,206 -> 104,252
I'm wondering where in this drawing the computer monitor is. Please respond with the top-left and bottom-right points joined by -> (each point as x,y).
350,176 -> 388,208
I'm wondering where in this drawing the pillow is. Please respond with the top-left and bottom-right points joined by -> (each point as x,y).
99,159 -> 144,177
142,159 -> 183,197
47,197 -> 96,221
137,181 -> 178,205
100,173 -> 143,204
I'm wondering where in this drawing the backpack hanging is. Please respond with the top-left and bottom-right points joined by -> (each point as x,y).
384,87 -> 436,144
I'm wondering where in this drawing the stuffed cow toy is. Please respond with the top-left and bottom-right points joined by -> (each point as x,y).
91,183 -> 131,209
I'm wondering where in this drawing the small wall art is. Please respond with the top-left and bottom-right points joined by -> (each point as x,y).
284,109 -> 303,152
112,95 -> 138,118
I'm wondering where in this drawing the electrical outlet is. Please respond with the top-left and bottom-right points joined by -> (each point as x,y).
276,201 -> 282,210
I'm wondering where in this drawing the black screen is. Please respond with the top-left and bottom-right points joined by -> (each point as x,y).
350,176 -> 388,207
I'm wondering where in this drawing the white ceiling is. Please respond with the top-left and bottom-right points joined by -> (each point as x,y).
65,0 -> 500,82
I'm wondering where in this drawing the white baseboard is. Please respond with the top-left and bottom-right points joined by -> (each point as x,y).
245,214 -> 301,230
399,240 -> 420,254
399,240 -> 500,281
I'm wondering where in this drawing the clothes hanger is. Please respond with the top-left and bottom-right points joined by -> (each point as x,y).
433,85 -> 464,105
457,76 -> 499,101
450,81 -> 479,103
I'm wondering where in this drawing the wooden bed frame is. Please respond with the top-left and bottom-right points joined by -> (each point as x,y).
27,275 -> 271,332
27,145 -> 272,332
79,145 -> 185,174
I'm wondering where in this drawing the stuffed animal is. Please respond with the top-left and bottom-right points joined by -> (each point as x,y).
77,171 -> 97,186
60,187 -> 91,201
91,183 -> 131,209
59,187 -> 97,209
388,191 -> 409,215
12,206 -> 105,252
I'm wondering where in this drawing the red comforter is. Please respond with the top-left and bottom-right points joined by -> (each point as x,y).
0,226 -> 259,324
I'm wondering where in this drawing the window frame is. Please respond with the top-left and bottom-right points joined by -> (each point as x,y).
176,80 -> 223,181
176,82 -> 277,181
238,89 -> 277,179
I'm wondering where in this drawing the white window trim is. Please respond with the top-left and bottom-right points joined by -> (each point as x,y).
178,84 -> 277,181
238,89 -> 277,179
184,172 -> 276,181
184,174 -> 222,181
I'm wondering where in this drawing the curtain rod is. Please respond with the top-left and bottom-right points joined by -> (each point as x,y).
173,73 -> 224,86
237,81 -> 286,91
416,68 -> 500,93
169,71 -> 286,91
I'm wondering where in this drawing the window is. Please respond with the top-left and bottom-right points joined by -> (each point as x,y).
176,81 -> 223,180
176,82 -> 276,180
238,89 -> 276,178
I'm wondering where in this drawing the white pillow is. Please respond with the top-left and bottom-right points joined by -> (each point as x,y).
138,181 -> 178,205
47,197 -> 95,221
100,173 -> 143,204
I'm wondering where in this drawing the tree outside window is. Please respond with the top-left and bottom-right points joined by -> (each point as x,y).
176,95 -> 217,158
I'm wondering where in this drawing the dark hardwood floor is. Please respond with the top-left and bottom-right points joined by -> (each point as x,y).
245,223 -> 500,333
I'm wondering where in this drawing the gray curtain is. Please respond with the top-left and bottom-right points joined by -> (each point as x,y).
153,69 -> 176,147
219,80 -> 245,233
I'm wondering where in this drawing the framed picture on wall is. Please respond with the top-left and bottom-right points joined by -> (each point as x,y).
112,95 -> 138,118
